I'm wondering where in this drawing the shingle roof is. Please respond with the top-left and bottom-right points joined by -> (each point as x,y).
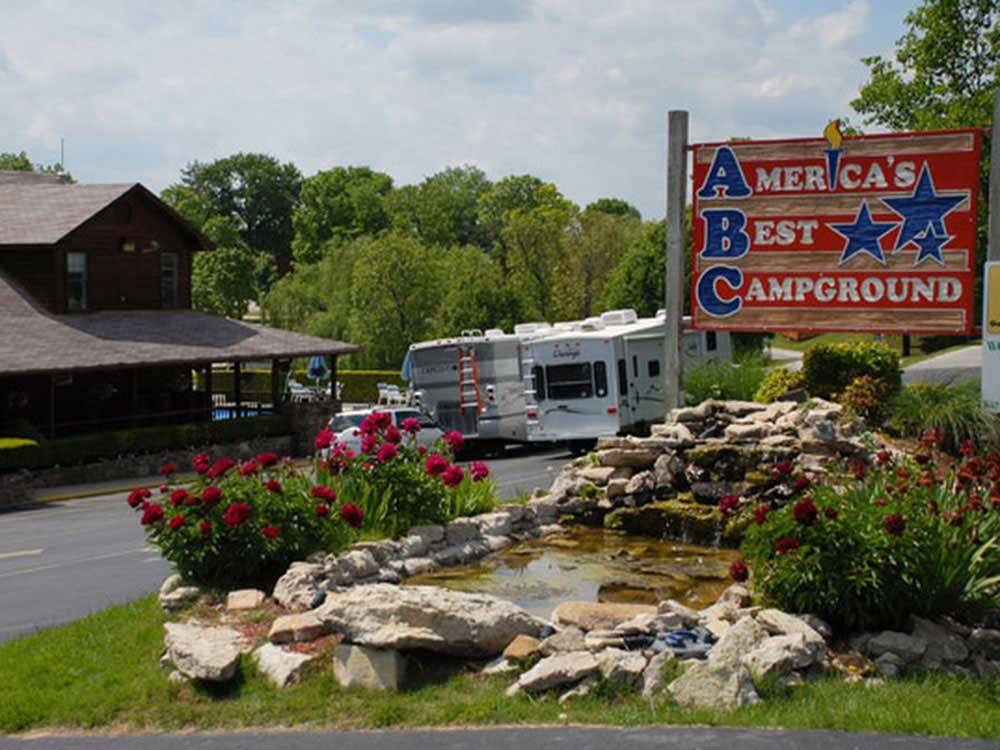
0,271 -> 361,376
0,183 -> 137,245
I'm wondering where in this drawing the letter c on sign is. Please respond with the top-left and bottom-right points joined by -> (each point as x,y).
696,266 -> 744,318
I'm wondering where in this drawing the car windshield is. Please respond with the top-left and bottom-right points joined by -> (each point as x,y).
395,409 -> 438,429
329,414 -> 366,432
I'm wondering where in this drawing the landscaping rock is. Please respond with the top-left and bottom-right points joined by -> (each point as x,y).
402,557 -> 438,576
604,501 -> 726,546
269,612 -> 330,644
552,601 -> 657,632
874,652 -> 906,679
667,660 -> 760,711
503,634 -> 541,662
272,562 -> 323,611
579,466 -> 617,485
716,584 -> 752,609
756,608 -> 826,643
226,589 -> 266,611
657,600 -> 700,628
596,448 -> 660,469
866,631 -> 928,663
339,549 -> 379,581
640,651 -> 675,698
317,584 -> 544,657
445,517 -> 481,545
624,471 -> 656,496
558,674 -> 600,703
911,617 -> 968,667
482,656 -> 519,675
475,512 -> 513,537
164,623 -> 245,682
254,643 -> 316,688
708,615 -> 768,668
158,574 -> 201,611
605,478 -> 629,499
334,644 -> 405,690
598,648 -> 647,686
540,627 -> 587,655
969,628 -> 1000,660
742,633 -> 826,679
505,650 -> 600,696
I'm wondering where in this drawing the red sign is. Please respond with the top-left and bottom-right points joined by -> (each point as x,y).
690,125 -> 981,333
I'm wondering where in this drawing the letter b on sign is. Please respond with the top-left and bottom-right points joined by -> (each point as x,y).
700,209 -> 749,259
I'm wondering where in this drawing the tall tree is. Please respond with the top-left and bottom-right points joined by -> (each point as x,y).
585,197 -> 641,221
387,165 -> 493,248
291,166 -> 393,265
433,245 -> 524,336
556,210 -> 638,319
478,175 -> 570,270
190,216 -> 259,319
164,153 -> 302,278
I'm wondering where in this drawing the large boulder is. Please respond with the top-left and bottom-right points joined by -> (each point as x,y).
333,644 -> 406,690
272,562 -> 323,611
866,631 -> 928,664
551,601 -> 657,632
596,448 -> 661,469
668,660 -> 760,711
911,617 -> 968,667
158,574 -> 201,611
316,584 -> 544,657
269,612 -> 330,644
708,615 -> 768,668
164,622 -> 246,682
254,643 -> 316,688
742,633 -> 826,679
505,650 -> 600,695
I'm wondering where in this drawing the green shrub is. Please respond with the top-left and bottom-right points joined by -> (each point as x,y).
683,354 -> 768,405
801,341 -> 901,400
889,381 -> 999,454
128,454 -> 357,588
315,414 -> 497,538
839,374 -> 894,423
741,449 -> 1000,633
754,368 -> 806,403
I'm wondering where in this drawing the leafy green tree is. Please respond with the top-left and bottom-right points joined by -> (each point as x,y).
478,175 -> 571,270
433,245 -> 524,336
192,245 -> 259,319
291,166 -> 394,264
556,210 -> 638,319
852,0 -> 999,306
164,153 -> 302,277
387,165 -> 493,248
0,150 -> 73,179
585,197 -> 641,221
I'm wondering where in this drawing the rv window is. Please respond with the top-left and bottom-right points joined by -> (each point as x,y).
648,359 -> 661,377
532,365 -> 546,402
617,359 -> 628,396
545,363 -> 592,400
632,355 -> 638,377
593,361 -> 608,397
706,331 -> 717,351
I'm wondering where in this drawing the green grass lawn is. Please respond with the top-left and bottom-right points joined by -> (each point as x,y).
1,596 -> 998,738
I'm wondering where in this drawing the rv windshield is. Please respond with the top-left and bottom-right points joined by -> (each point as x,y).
329,414 -> 366,432
546,363 -> 592,400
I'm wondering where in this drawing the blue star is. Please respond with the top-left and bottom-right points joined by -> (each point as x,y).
831,202 -> 897,266
883,164 -> 964,252
913,223 -> 951,267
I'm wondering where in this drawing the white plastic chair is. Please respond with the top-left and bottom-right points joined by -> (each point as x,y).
386,385 -> 403,405
376,382 -> 389,405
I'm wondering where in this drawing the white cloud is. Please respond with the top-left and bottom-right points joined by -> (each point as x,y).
0,0 -> 899,218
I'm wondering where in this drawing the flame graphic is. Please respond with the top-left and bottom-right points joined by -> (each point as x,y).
824,119 -> 843,149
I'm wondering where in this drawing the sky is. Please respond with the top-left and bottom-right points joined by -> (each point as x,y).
0,0 -> 916,219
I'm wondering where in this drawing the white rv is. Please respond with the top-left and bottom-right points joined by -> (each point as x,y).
523,309 -> 731,451
404,324 -> 555,450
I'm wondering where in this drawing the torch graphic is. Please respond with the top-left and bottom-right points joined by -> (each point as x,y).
823,119 -> 844,191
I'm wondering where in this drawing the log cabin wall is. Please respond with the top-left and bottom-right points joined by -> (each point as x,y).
0,246 -> 56,312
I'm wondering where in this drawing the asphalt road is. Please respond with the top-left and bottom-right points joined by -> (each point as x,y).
2,726 -> 994,750
0,446 -> 569,643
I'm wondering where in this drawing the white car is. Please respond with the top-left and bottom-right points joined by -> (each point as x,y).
326,407 -> 444,453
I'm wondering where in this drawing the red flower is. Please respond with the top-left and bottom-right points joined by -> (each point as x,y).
418,446 -> 427,456
140,503 -> 164,525
772,459 -> 794,478
875,449 -> 892,466
371,411 -> 392,430
914,453 -> 931,465
376,443 -> 398,463
920,427 -> 943,447
169,489 -> 188,507
960,439 -> 977,458
470,461 -> 490,482
199,520 -> 212,536
792,499 -> 818,526
791,476 -> 812,494
824,507 -> 838,519
239,460 -> 259,476
729,560 -> 749,582
159,484 -> 170,494
944,509 -> 965,527
185,494 -> 201,506
442,464 -> 464,488
384,426 -> 402,445
883,513 -> 906,536
425,453 -> 449,476
444,431 -> 464,453
718,494 -> 740,516
873,496 -> 889,507
160,463 -> 177,477
360,434 -> 378,453
774,536 -> 801,555
311,485 -> 336,503
223,502 -> 251,527
752,504 -> 771,525
401,417 -> 421,434
202,486 -> 223,506
206,458 -> 236,479
265,479 -> 283,494
315,503 -> 330,518
169,515 -> 186,531
257,451 -> 279,467
127,487 -> 151,508
262,525 -> 280,540
315,427 -> 334,450
193,453 -> 212,474
850,457 -> 867,480
340,502 -> 364,529
965,495 -> 984,513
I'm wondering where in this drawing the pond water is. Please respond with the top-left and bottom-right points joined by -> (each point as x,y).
405,525 -> 738,620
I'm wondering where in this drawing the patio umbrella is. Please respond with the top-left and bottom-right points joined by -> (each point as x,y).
307,355 -> 328,382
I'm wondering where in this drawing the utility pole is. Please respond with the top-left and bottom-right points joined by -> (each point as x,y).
664,111 -> 689,411
989,90 -> 1000,262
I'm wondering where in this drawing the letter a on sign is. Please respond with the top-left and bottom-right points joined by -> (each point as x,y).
697,146 -> 751,199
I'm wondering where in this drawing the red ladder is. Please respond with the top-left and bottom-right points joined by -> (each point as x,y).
457,346 -> 483,414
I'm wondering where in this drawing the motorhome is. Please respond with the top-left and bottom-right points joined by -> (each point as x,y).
403,324 -> 555,450
523,309 -> 731,451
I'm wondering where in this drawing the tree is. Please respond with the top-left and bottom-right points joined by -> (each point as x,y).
164,153 -> 302,278
852,0 -> 1000,306
291,166 -> 393,264
555,210 -> 638,319
192,245 -> 259,319
0,150 -> 73,179
433,245 -> 524,336
585,197 -> 641,221
387,165 -> 493,249
478,175 -> 571,270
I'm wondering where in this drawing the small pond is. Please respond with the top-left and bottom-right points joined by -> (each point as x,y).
405,525 -> 738,619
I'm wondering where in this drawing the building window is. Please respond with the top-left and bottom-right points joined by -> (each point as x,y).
161,252 -> 179,308
706,331 -> 718,351
66,252 -> 87,312
545,363 -> 592,400
648,359 -> 661,377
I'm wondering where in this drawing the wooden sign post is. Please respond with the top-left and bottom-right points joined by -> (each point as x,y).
664,110 -> 688,411
983,89 -> 1000,412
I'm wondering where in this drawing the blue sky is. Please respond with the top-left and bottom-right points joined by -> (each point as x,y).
0,0 -> 916,219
